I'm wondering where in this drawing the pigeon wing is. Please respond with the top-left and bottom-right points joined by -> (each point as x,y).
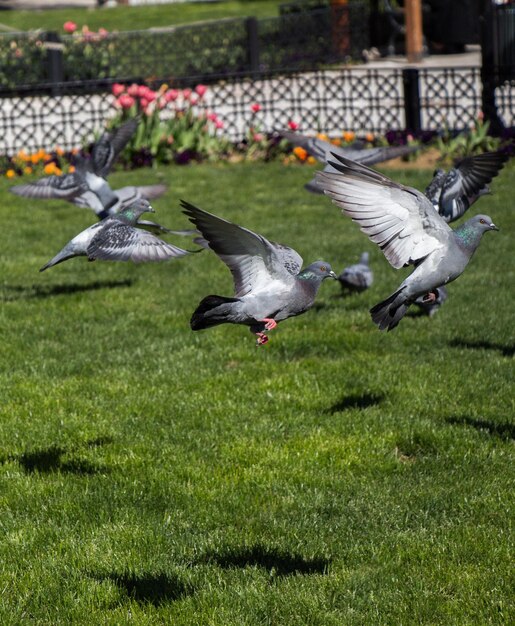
10,173 -> 87,200
439,151 -> 508,221
87,221 -> 189,262
181,200 -> 303,297
317,154 -> 452,269
91,117 -> 139,177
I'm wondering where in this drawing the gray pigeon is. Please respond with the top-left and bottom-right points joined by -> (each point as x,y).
316,155 -> 499,331
10,117 -> 168,226
338,252 -> 373,295
279,130 -> 420,194
425,151 -> 508,223
40,199 -> 189,272
181,200 -> 336,345
414,286 -> 448,317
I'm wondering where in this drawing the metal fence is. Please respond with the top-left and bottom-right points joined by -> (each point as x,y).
0,4 -> 369,96
0,65 -> 501,155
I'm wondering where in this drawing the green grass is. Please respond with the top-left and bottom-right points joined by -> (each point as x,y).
0,1 -> 283,32
0,160 -> 513,624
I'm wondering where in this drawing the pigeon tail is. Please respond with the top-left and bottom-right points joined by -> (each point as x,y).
40,246 -> 79,272
190,295 -> 240,330
370,287 -> 408,331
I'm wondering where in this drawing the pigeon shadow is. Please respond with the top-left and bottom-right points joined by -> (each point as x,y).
3,437 -> 113,475
449,339 -> 515,358
445,416 -> 515,441
97,572 -> 193,606
199,545 -> 329,577
328,393 -> 384,413
0,279 -> 134,301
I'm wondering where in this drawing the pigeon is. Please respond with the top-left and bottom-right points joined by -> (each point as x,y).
338,252 -> 373,295
414,286 -> 448,317
40,199 -> 189,272
424,151 -> 508,223
10,117 -> 168,225
181,200 -> 336,345
279,129 -> 420,194
316,155 -> 499,331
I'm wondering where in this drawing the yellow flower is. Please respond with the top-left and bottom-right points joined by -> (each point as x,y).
24,166 -> 33,175
44,162 -> 56,175
55,147 -> 65,156
317,133 -> 329,142
17,149 -> 29,162
31,153 -> 40,164
307,156 -> 316,165
5,169 -> 16,178
293,146 -> 307,161
343,131 -> 355,143
68,165 -> 76,173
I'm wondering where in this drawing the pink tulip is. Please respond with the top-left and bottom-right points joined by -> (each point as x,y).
112,83 -> 125,97
189,95 -> 198,106
145,90 -> 157,103
140,97 -> 149,110
63,21 -> 77,34
251,103 -> 261,113
215,119 -> 224,129
98,27 -> 109,38
287,120 -> 299,131
137,85 -> 149,98
207,113 -> 217,122
127,83 -> 139,97
182,88 -> 192,100
253,133 -> 264,142
165,89 -> 179,102
117,94 -> 135,109
195,84 -> 207,98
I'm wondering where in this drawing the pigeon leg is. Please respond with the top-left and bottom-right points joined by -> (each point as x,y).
255,332 -> 269,346
261,318 -> 277,330
422,290 -> 438,303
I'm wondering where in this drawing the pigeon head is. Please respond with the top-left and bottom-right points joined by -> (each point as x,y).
359,251 -> 370,265
469,214 -> 499,232
119,198 -> 154,222
299,261 -> 337,281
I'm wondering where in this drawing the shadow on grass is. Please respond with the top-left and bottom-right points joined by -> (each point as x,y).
3,437 -> 114,475
0,279 -> 134,301
449,338 -> 515,358
328,393 -> 384,413
200,545 -> 330,577
99,572 -> 193,606
445,416 -> 515,441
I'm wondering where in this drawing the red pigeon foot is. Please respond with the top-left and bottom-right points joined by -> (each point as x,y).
262,318 -> 277,330
255,332 -> 269,346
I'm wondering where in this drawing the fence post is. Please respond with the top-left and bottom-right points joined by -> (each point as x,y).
246,17 -> 260,74
402,68 -> 421,133
45,31 -> 64,96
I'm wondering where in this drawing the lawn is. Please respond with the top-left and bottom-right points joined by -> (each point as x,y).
0,159 -> 513,624
0,1 -> 283,32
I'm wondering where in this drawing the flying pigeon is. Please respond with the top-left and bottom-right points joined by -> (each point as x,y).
316,155 -> 499,331
279,129 -> 420,194
338,252 -> 373,295
414,286 -> 448,317
181,200 -> 336,345
425,151 -> 508,223
10,117 -> 168,225
40,199 -> 189,272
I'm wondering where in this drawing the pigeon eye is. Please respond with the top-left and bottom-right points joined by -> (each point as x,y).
479,219 -> 486,224
320,265 -> 327,272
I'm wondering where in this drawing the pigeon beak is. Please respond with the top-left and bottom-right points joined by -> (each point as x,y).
329,270 -> 337,279
490,222 -> 499,231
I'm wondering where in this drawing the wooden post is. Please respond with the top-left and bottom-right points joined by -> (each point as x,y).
404,0 -> 424,62
330,0 -> 350,58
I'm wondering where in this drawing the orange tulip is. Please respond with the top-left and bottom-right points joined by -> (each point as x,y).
44,162 -> 56,175
317,133 -> 329,142
293,146 -> 307,161
365,132 -> 374,143
343,131 -> 355,143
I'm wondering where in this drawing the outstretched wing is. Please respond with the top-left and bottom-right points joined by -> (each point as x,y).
316,154 -> 452,269
10,173 -> 87,201
87,221 -> 189,262
181,200 -> 303,297
439,151 -> 508,222
90,117 -> 139,177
